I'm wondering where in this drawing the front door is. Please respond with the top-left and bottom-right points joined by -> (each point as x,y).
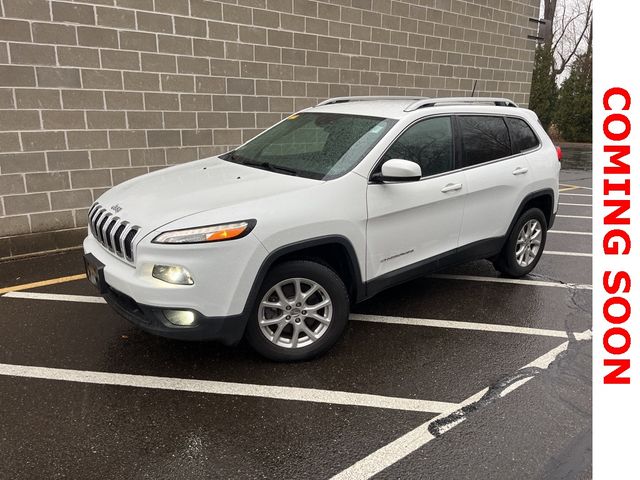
366,116 -> 465,281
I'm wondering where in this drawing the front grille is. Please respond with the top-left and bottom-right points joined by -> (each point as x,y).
88,203 -> 140,262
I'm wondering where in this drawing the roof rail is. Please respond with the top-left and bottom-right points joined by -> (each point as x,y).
404,97 -> 519,111
316,96 -> 428,107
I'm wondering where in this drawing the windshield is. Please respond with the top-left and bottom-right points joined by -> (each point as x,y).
221,112 -> 396,180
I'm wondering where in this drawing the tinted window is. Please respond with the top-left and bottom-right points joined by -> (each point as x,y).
506,117 -> 540,153
382,116 -> 453,177
458,116 -> 512,167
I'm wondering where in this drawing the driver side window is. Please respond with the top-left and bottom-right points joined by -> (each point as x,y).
382,116 -> 453,177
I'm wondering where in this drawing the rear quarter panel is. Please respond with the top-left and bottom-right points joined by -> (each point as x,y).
524,115 -> 561,214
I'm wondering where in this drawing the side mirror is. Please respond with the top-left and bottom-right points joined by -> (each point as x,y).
371,159 -> 422,183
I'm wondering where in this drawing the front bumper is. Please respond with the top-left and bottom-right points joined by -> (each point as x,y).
83,231 -> 268,344
102,283 -> 246,344
83,232 -> 267,317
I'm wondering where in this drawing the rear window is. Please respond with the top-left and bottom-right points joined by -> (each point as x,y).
458,116 -> 512,167
506,117 -> 540,153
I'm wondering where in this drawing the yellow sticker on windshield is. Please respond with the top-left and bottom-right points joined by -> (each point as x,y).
287,114 -> 299,120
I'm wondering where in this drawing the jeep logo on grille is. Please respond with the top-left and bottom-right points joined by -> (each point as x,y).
110,204 -> 122,213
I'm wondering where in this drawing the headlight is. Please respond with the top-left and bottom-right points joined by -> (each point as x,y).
152,265 -> 194,285
152,220 -> 255,244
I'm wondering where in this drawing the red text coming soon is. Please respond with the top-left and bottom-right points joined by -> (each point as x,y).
602,88 -> 632,384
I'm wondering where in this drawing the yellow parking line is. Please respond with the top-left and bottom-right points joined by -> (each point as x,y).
0,274 -> 86,295
559,183 -> 593,192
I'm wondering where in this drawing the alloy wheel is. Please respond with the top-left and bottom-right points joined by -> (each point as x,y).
515,219 -> 542,267
258,277 -> 333,349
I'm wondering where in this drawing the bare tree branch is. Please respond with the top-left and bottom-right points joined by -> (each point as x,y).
552,10 -> 583,53
543,0 -> 592,77
553,0 -> 592,76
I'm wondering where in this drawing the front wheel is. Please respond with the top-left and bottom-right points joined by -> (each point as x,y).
245,260 -> 349,361
493,207 -> 547,278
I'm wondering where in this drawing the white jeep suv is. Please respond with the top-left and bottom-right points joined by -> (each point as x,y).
83,96 -> 560,361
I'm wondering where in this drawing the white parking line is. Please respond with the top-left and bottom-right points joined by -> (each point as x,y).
556,214 -> 592,219
549,230 -> 592,236
3,292 -> 107,303
351,314 -> 578,339
560,192 -> 591,197
559,202 -> 591,207
2,292 -> 584,339
4,278 -> 592,310
430,273 -> 592,290
331,331 -> 592,479
544,251 -> 592,257
0,363 -> 456,414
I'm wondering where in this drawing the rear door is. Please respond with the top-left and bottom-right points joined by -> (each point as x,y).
457,115 -> 533,247
366,116 -> 466,280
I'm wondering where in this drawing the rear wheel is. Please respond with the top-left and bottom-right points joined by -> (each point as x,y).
493,207 -> 547,278
245,260 -> 349,361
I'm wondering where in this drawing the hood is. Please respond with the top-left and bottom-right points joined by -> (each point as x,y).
95,157 -> 320,231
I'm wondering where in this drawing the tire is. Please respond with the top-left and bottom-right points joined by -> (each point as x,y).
245,260 -> 350,362
493,207 -> 547,278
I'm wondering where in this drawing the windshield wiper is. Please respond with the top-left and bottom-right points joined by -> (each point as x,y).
224,150 -> 245,163
223,151 -> 300,176
239,159 -> 299,176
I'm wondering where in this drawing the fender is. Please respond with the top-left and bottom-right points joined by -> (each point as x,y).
502,188 -> 556,247
228,235 -> 365,341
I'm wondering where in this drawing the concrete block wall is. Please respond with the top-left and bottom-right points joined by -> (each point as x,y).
0,0 -> 539,257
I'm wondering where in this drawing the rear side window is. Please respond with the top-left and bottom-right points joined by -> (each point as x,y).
382,116 -> 454,177
506,117 -> 540,153
458,116 -> 512,167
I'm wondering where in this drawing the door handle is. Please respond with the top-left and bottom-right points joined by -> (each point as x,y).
441,183 -> 463,193
512,167 -> 529,175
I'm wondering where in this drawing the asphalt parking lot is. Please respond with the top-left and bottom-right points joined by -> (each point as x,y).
0,169 -> 592,480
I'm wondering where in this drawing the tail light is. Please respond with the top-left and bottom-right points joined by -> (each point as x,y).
556,146 -> 563,162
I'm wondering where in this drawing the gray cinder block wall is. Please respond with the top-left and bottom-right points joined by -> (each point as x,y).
0,0 -> 540,258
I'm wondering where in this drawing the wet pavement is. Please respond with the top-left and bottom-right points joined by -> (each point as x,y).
0,170 -> 592,479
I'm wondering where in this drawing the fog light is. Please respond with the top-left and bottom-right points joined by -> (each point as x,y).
164,310 -> 196,326
152,265 -> 194,285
